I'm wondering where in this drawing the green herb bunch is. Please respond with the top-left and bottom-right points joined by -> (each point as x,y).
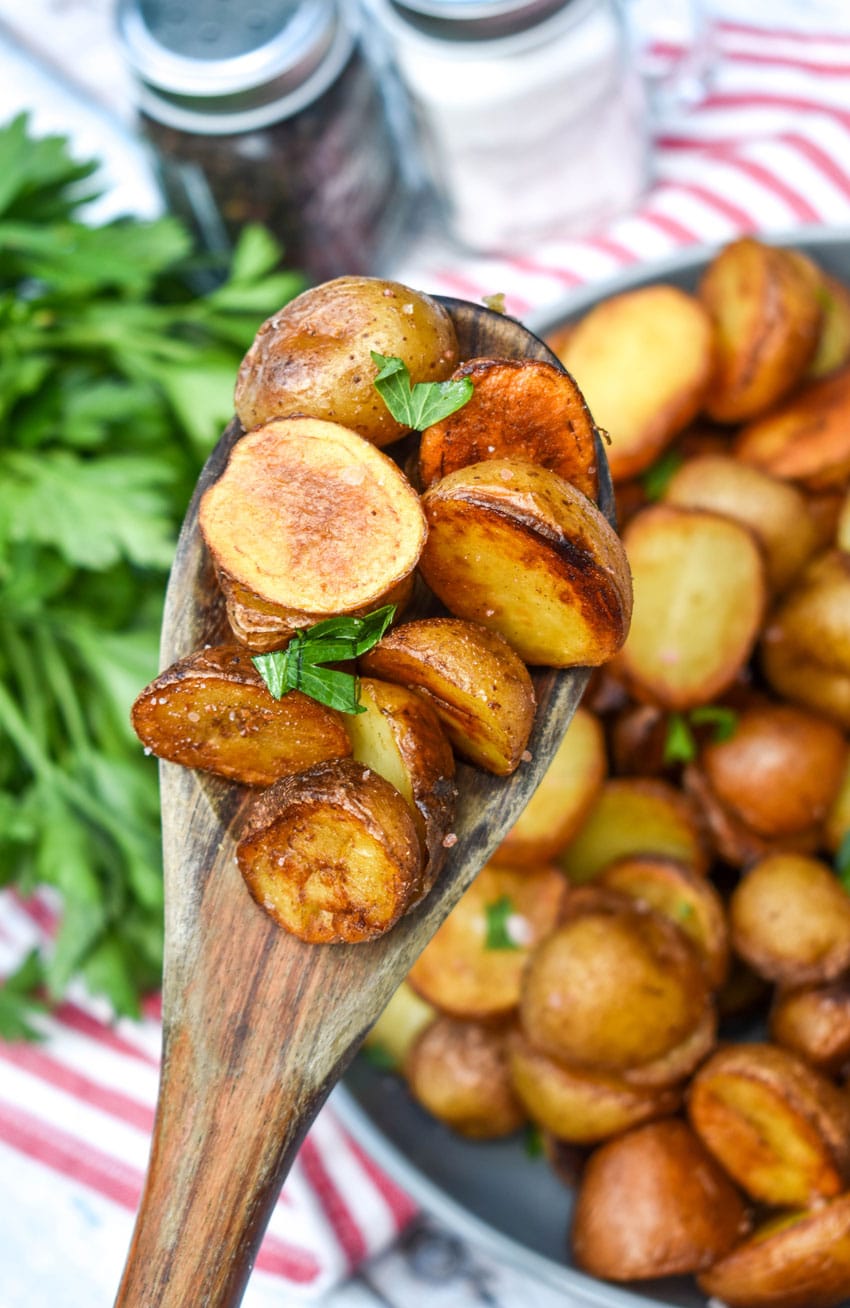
0,114 -> 302,1036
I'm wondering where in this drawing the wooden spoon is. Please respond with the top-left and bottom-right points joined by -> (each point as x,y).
114,299 -> 615,1307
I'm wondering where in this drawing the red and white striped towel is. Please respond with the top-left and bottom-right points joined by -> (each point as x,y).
5,3 -> 850,1302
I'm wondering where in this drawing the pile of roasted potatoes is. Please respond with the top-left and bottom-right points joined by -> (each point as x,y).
364,237 -> 850,1308
131,275 -> 631,943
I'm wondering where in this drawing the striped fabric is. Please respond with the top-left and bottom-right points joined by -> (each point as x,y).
4,3 -> 850,1300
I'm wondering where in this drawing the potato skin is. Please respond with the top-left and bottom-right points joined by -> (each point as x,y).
404,1016 -> 525,1139
131,644 -> 351,786
571,1118 -> 751,1280
771,980 -> 850,1076
237,757 -> 422,943
234,276 -> 459,446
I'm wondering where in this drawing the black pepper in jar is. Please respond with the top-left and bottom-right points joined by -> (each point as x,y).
118,0 -> 410,282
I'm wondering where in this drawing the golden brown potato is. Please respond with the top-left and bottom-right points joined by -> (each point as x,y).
360,617 -> 536,775
407,861 -> 567,1020
493,706 -> 606,864
519,888 -> 710,1073
199,418 -> 427,648
130,644 -> 351,786
730,853 -> 850,987
771,980 -> 850,1076
362,980 -> 437,1070
838,486 -> 850,551
735,364 -> 850,491
403,1016 -> 525,1139
616,505 -> 767,709
663,454 -> 819,592
620,1006 -> 717,1090
418,357 -> 598,499
760,551 -> 850,729
559,776 -> 710,884
689,1042 -> 850,1207
508,1031 -> 681,1144
698,237 -> 822,423
808,274 -> 850,379
698,1194 -> 850,1308
234,276 -> 459,446
345,676 -> 456,889
598,855 -> 729,989
683,762 -> 822,869
418,458 -> 633,668
699,702 -> 848,839
237,757 -> 422,943
571,1118 -> 751,1281
551,283 -> 715,481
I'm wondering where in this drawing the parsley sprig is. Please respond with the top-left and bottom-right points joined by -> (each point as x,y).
484,896 -> 521,951
371,351 -> 473,429
252,606 -> 395,714
0,114 -> 303,1033
663,706 -> 739,765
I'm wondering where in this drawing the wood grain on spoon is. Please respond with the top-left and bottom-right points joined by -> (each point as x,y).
114,300 -> 615,1307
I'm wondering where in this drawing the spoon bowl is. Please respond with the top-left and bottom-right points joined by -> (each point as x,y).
114,298 -> 615,1307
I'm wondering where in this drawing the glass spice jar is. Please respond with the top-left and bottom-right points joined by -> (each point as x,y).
116,0 -> 412,282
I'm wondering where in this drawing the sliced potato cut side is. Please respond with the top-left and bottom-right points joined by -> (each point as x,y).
807,274 -> 850,379
735,364 -> 850,490
418,356 -> 598,499
362,981 -> 437,1070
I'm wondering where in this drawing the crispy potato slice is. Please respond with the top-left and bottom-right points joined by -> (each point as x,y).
735,364 -> 850,490
493,706 -> 606,864
730,853 -> 850,987
199,417 -> 427,647
551,284 -> 714,481
508,1031 -> 680,1145
558,776 -> 710,884
808,274 -> 850,379
598,855 -> 729,989
130,644 -> 351,786
698,1195 -> 850,1308
237,757 -> 422,943
771,980 -> 850,1077
700,703 -> 847,839
419,459 -> 633,668
760,551 -> 850,729
616,505 -> 766,709
345,676 -> 456,890
571,1119 -> 751,1281
663,454 -> 819,592
418,357 -> 598,498
360,617 -> 535,775
688,1042 -> 850,1207
698,238 -> 822,423
407,861 -> 567,1020
683,762 -> 822,868
234,276 -> 459,446
404,1016 -> 525,1139
362,980 -> 436,1070
519,887 -> 710,1073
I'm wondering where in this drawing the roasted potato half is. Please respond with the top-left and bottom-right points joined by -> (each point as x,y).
403,1016 -> 525,1139
698,237 -> 822,423
345,676 -> 456,889
735,363 -> 850,491
683,762 -> 822,869
407,860 -> 567,1020
360,617 -> 536,775
730,853 -> 850,987
571,1118 -> 751,1281
519,887 -> 710,1073
771,980 -> 850,1077
199,417 -> 427,648
418,458 -> 633,668
237,757 -> 422,943
808,274 -> 850,379
131,644 -> 351,786
418,356 -> 598,499
688,1042 -> 850,1207
493,706 -> 606,864
550,283 -> 714,481
699,1194 -> 850,1308
508,1031 -> 681,1145
234,276 -> 459,445
616,504 -> 766,709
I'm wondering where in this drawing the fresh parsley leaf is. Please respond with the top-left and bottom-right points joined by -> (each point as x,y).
484,895 -> 520,951
640,449 -> 684,502
836,831 -> 850,892
524,1123 -> 544,1158
361,1042 -> 398,1072
0,950 -> 47,1042
690,705 -> 739,743
252,606 -> 396,714
371,351 -> 473,429
663,712 -> 697,765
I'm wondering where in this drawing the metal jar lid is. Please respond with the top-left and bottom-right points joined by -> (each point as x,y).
116,0 -> 355,134
387,0 -> 572,39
